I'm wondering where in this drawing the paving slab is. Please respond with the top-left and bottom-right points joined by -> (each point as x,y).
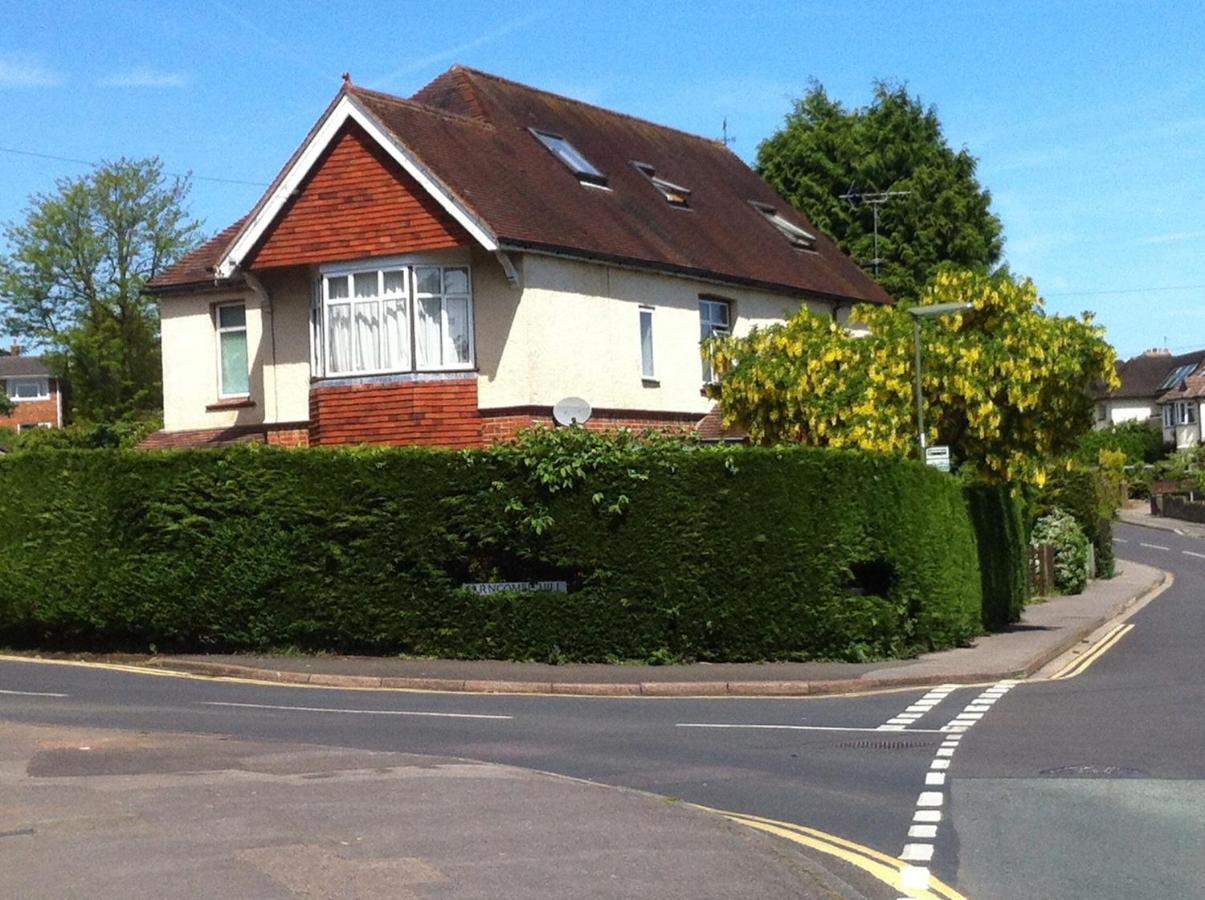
0,721 -> 869,900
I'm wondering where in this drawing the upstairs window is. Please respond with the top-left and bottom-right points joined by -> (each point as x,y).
1159,363 -> 1198,391
699,297 -> 731,383
531,129 -> 607,186
639,306 -> 656,380
6,377 -> 49,401
633,162 -> 690,208
750,201 -> 816,251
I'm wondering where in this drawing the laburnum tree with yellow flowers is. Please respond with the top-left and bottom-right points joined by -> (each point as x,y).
702,267 -> 1118,485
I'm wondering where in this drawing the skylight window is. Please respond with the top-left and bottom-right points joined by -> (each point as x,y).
531,129 -> 606,185
1159,362 -> 1199,390
750,201 -> 816,251
633,162 -> 691,208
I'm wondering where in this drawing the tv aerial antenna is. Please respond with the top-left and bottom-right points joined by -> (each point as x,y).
838,184 -> 910,276
719,118 -> 736,149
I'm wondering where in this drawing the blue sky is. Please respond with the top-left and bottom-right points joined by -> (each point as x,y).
2,0 -> 1203,358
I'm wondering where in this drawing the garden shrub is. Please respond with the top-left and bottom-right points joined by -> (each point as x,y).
1076,421 -> 1166,466
1033,467 -> 1116,579
1031,508 -> 1089,594
0,436 -> 984,663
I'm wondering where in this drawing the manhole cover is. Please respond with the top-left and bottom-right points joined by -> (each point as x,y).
837,739 -> 937,750
1040,764 -> 1148,778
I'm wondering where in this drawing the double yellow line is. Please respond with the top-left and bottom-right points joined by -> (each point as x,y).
1050,622 -> 1135,680
693,805 -> 966,900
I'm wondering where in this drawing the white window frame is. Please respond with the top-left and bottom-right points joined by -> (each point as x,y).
639,306 -> 656,381
6,377 -> 50,402
1175,400 -> 1198,426
215,302 -> 250,399
699,297 -> 732,383
318,257 -> 475,378
1164,404 -> 1174,428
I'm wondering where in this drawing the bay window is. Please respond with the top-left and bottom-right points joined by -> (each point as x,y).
320,261 -> 472,377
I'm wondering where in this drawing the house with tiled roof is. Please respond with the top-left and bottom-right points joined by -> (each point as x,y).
144,66 -> 890,449
0,347 -> 65,434
1094,347 -> 1205,448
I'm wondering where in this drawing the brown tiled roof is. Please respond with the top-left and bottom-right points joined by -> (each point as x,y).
137,424 -> 270,449
0,355 -> 52,378
150,66 -> 890,306
147,218 -> 248,290
1101,349 -> 1205,400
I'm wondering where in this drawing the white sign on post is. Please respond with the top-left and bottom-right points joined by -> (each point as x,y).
925,445 -> 951,472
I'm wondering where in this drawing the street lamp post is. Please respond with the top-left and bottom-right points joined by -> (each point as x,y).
907,302 -> 974,462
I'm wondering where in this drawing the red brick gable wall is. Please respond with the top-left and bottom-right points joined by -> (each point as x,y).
248,123 -> 470,270
3,381 -> 60,431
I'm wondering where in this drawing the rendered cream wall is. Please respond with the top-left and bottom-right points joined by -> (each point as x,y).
258,268 -> 316,424
160,287 -> 262,432
476,253 -> 833,414
1104,400 -> 1156,427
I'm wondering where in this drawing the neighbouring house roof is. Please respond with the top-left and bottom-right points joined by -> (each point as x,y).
1099,349 -> 1205,401
0,355 -> 52,379
149,66 -> 890,306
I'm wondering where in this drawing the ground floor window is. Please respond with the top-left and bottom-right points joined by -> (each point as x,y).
1164,401 -> 1198,427
216,303 -> 249,397
321,262 -> 473,377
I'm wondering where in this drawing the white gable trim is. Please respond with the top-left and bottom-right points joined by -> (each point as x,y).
215,94 -> 498,279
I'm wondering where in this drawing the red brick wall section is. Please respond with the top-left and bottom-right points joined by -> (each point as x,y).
310,378 -> 482,449
248,122 -> 470,270
4,383 -> 60,431
479,409 -> 702,445
265,426 -> 310,448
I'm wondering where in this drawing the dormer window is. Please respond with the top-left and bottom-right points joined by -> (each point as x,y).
633,162 -> 691,208
532,129 -> 607,186
751,201 -> 816,251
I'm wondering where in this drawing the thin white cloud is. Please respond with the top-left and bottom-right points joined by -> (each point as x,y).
98,67 -> 188,88
0,53 -> 65,87
1134,229 -> 1205,246
372,11 -> 545,87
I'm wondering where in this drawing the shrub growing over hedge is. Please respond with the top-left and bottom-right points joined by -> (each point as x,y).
0,440 -> 985,662
964,483 -> 1028,630
1031,508 -> 1089,594
1031,467 -> 1116,579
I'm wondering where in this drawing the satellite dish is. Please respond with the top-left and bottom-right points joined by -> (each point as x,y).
553,396 -> 592,426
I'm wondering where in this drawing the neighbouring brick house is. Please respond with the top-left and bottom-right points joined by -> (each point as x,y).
143,66 -> 889,450
0,349 -> 65,434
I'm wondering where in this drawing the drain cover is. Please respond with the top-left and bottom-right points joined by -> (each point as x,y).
837,739 -> 936,750
1040,764 -> 1148,778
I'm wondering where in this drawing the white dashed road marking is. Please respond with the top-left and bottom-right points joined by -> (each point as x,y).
893,679 -> 1018,896
1183,550 -> 1205,560
0,688 -> 69,698
1140,542 -> 1170,551
1113,537 -> 1128,543
876,683 -> 956,730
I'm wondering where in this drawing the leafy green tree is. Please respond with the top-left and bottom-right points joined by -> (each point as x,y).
703,267 -> 1118,485
0,158 -> 201,422
757,81 -> 1004,301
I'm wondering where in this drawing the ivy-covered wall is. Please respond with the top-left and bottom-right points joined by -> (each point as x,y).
0,440 -> 984,662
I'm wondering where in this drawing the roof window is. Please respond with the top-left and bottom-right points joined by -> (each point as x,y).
531,129 -> 606,186
633,162 -> 691,208
750,201 -> 816,251
1160,362 -> 1199,390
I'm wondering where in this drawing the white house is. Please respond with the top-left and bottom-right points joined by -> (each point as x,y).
144,67 -> 889,449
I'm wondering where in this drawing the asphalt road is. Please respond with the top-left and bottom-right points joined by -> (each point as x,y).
0,520 -> 1200,898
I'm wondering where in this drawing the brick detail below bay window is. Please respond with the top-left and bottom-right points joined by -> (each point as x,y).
309,377 -> 481,448
479,408 -> 702,445
247,122 -> 470,270
4,388 -> 60,431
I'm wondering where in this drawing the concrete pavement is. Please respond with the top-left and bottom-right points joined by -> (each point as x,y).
0,720 -> 869,900
84,559 -> 1167,697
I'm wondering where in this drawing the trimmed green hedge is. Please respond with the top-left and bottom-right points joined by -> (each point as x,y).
0,444 -> 983,662
964,483 -> 1028,630
1034,468 -> 1115,579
